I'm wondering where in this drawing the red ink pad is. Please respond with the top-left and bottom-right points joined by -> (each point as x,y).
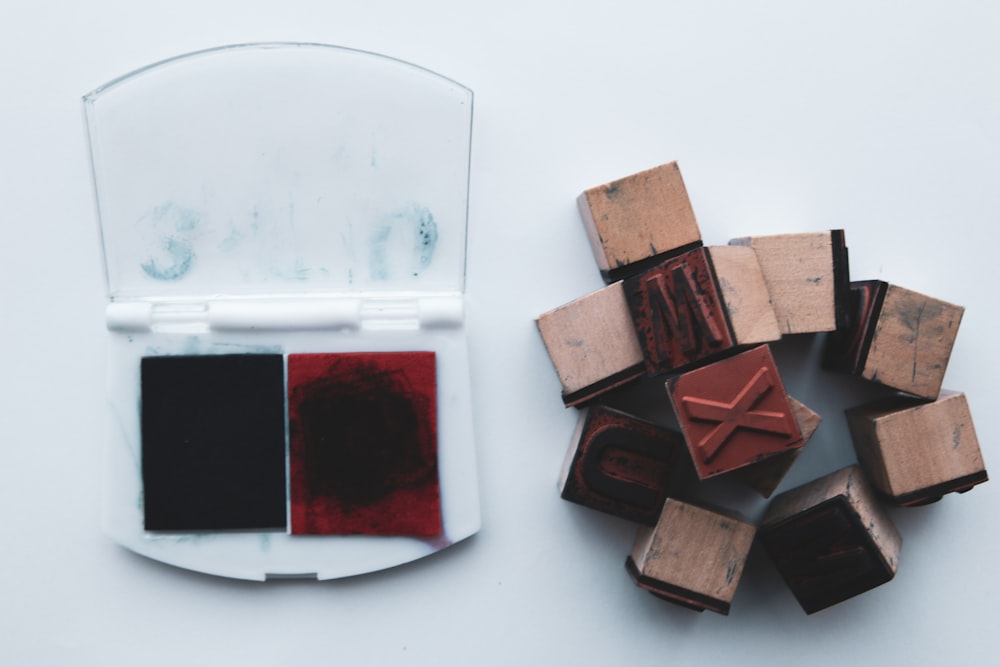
288,352 -> 442,536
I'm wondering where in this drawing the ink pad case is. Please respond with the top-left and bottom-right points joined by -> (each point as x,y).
85,43 -> 480,580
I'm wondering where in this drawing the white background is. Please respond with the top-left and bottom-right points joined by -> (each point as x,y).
1,2 -> 998,664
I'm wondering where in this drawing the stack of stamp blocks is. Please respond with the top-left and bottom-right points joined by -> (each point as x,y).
536,162 -> 988,615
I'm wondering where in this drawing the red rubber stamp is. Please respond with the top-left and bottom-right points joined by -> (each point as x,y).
559,406 -> 683,525
623,246 -> 735,375
666,345 -> 803,479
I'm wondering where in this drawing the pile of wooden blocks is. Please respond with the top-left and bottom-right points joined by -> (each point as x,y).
536,162 -> 988,615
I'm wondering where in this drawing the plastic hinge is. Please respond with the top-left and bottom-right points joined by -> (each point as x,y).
105,296 -> 463,333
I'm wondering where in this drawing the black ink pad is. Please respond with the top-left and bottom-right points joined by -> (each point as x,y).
141,354 -> 287,532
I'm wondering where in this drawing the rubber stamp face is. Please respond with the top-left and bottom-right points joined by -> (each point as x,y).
623,247 -> 734,375
560,406 -> 683,525
760,498 -> 894,614
287,351 -> 442,536
667,345 -> 802,479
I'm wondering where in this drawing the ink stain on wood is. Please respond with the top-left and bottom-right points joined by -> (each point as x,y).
288,352 -> 442,536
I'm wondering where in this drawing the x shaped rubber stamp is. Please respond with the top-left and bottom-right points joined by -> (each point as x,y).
667,345 -> 803,479
681,367 -> 794,462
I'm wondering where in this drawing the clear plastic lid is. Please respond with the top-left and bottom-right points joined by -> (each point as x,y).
85,43 -> 472,302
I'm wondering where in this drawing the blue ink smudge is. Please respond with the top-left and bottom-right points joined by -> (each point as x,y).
368,204 -> 438,281
139,202 -> 200,281
369,224 -> 392,280
290,260 -> 310,281
218,222 -> 244,252
250,206 -> 261,232
413,206 -> 438,273
141,237 -> 194,280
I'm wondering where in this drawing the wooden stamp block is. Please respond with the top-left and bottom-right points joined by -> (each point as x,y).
559,406 -> 684,524
536,281 -> 645,406
623,246 -> 735,375
846,391 -> 988,506
824,281 -> 964,400
759,465 -> 901,614
626,498 -> 756,615
729,230 -> 850,334
707,245 -> 782,347
578,161 -> 702,282
666,345 -> 803,480
733,396 -> 822,497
